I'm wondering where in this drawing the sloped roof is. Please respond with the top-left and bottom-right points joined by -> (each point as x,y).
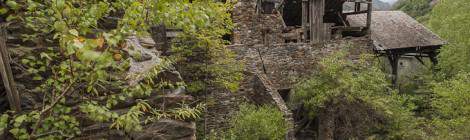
348,11 -> 446,51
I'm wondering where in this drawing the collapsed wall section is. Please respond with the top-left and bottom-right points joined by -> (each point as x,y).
202,38 -> 372,138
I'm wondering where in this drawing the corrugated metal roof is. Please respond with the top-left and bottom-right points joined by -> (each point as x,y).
348,11 -> 446,50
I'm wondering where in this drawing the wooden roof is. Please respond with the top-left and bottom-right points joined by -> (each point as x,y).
347,11 -> 446,51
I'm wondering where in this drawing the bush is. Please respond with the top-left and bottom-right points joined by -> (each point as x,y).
290,49 -> 426,139
427,0 -> 470,77
394,0 -> 433,19
226,104 -> 288,140
429,73 -> 470,139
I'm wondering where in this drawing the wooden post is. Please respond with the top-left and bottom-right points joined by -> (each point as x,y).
309,0 -> 315,43
354,2 -> 361,12
319,0 -> 325,42
0,23 -> 21,112
310,0 -> 325,44
428,51 -> 439,66
366,0 -> 373,34
387,53 -> 400,87
302,0 -> 309,42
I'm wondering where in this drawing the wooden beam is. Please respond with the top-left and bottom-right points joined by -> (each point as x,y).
331,26 -> 364,32
309,0 -> 325,44
0,23 -> 21,112
414,56 -> 426,65
428,51 -> 439,66
346,0 -> 371,3
354,2 -> 361,12
309,0 -> 315,43
319,0 -> 325,42
343,10 -> 368,16
302,0 -> 309,42
387,53 -> 400,87
366,0 -> 373,34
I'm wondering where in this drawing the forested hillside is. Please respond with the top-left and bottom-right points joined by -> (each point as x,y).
393,0 -> 434,21
395,0 -> 470,139
343,0 -> 392,11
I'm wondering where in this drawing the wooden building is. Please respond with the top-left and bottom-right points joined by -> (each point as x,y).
348,11 -> 447,85
298,0 -> 373,43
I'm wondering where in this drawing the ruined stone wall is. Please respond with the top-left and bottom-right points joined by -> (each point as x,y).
229,38 -> 372,89
204,71 -> 296,139
232,0 -> 286,45
204,37 -> 371,138
251,72 -> 295,139
208,0 -> 373,138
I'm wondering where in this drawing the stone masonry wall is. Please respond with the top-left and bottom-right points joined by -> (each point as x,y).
203,0 -> 373,138
204,37 -> 371,138
232,0 -> 286,45
229,38 -> 372,90
204,70 -> 296,139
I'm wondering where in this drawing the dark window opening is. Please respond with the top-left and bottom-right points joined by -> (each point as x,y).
222,33 -> 232,43
261,1 -> 276,14
282,0 -> 302,26
285,39 -> 298,43
278,89 -> 291,102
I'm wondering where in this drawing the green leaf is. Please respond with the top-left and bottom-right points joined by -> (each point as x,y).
53,21 -> 67,32
9,128 -> 19,135
14,115 -> 27,124
6,15 -> 17,21
39,52 -> 53,60
0,8 -> 9,15
20,59 -> 30,64
69,29 -> 79,36
33,75 -> 43,81
55,0 -> 66,10
6,0 -> 19,10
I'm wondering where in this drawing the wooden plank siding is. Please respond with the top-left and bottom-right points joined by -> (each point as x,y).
309,0 -> 326,44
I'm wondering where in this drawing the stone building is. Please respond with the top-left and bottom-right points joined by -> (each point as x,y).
206,0 -> 375,139
206,0 -> 445,139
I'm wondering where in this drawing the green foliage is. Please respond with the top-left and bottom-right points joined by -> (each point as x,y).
291,50 -> 390,117
166,1 -> 243,93
0,0 -> 234,139
394,0 -> 433,20
290,48 -> 425,139
431,73 -> 470,119
427,0 -> 470,77
225,104 -> 289,140
80,101 -> 119,122
391,1 -> 470,139
428,73 -> 470,139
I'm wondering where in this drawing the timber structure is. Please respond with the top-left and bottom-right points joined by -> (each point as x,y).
298,0 -> 373,43
348,11 -> 446,85
229,1 -> 447,138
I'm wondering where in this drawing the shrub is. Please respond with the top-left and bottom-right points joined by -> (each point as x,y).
226,104 -> 288,140
290,49 -> 426,139
427,0 -> 470,77
429,73 -> 470,139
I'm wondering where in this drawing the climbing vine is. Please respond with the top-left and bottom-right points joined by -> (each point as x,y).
0,0 -> 239,139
